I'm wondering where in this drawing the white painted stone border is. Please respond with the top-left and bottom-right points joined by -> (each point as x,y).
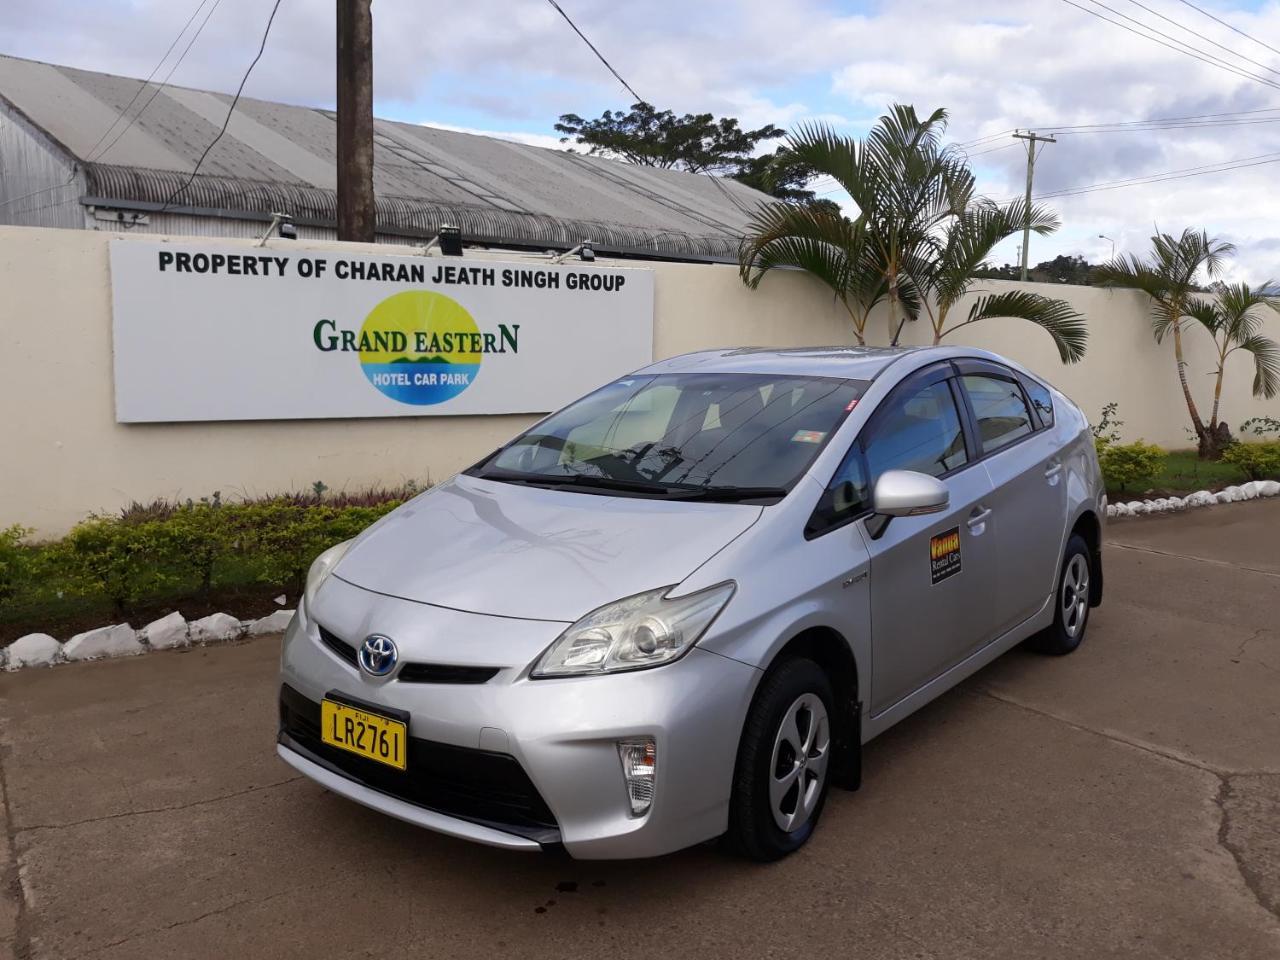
1106,479 -> 1280,519
1,609 -> 295,672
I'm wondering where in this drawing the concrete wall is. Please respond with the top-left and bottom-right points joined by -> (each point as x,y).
2,225 -> 1277,536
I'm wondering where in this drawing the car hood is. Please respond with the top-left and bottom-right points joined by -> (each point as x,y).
334,474 -> 762,622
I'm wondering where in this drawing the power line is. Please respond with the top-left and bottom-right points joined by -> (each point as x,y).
1048,116 -> 1280,135
82,0 -> 214,162
161,0 -> 284,212
965,141 -> 1021,159
1043,105 -> 1280,130
542,0 -> 756,220
1075,0 -> 1280,89
544,0 -> 643,103
1117,0 -> 1280,79
1059,0 -> 1280,91
94,0 -> 224,163
1173,0 -> 1280,61
1020,148 -> 1280,201
0,0 -> 222,214
955,129 -> 1017,148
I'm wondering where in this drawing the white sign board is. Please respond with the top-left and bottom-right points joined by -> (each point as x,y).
109,239 -> 655,422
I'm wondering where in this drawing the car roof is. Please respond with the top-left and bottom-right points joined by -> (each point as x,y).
636,345 -> 932,381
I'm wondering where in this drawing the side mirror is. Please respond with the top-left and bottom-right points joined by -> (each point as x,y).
866,470 -> 949,540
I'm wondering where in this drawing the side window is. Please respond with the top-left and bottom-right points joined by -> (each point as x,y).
806,445 -> 871,537
863,380 -> 968,483
1024,379 -> 1054,429
961,375 -> 1034,453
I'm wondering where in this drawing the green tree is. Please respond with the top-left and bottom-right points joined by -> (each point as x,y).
1185,282 -> 1280,451
739,105 -> 1085,360
1095,229 -> 1236,458
555,102 -> 784,175
733,147 -> 831,205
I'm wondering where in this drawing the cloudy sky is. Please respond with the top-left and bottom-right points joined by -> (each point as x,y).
6,0 -> 1280,278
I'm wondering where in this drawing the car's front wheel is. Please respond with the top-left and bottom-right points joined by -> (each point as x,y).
1027,533 -> 1093,655
723,658 -> 834,861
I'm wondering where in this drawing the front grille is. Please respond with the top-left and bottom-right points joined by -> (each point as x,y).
278,685 -> 558,843
317,625 -> 358,667
398,663 -> 499,684
316,623 -> 499,684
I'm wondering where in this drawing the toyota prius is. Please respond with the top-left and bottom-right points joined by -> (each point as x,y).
277,345 -> 1105,860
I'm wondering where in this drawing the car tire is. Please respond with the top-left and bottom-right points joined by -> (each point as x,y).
1027,533 -> 1093,656
723,657 -> 835,862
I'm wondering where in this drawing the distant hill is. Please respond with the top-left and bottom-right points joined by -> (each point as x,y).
389,355 -> 451,365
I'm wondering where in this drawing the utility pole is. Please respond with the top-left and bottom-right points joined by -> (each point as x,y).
1013,130 -> 1055,281
336,0 -> 375,242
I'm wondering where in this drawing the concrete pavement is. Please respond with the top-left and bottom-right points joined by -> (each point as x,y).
2,501 -> 1278,959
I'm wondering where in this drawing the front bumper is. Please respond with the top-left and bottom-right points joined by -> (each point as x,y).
278,580 -> 761,859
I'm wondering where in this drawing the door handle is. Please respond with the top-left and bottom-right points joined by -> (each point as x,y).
967,507 -> 992,530
1044,460 -> 1063,480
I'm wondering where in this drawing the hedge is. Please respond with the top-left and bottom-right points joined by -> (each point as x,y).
1,485 -> 418,623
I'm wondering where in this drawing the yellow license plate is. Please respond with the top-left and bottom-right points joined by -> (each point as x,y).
321,698 -> 407,771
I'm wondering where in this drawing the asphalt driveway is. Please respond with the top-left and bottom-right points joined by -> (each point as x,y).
2,501 -> 1278,959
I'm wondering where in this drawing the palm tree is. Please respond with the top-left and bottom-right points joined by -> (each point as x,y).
919,199 -> 1087,362
1185,282 -> 1280,453
739,105 -> 1086,362
1095,229 -> 1236,457
739,202 -> 884,345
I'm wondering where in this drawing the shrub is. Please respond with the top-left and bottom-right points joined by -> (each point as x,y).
164,501 -> 233,596
1098,440 -> 1165,494
1,483 -> 421,631
0,525 -> 32,606
1221,441 -> 1280,481
51,517 -> 184,615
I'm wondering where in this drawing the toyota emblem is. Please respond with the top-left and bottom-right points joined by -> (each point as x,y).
358,634 -> 398,677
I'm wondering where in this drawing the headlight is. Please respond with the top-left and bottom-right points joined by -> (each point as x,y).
303,539 -> 354,613
532,582 -> 735,678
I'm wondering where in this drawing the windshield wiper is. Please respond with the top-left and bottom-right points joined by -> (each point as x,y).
474,470 -> 785,502
475,469 -> 672,496
663,485 -> 788,503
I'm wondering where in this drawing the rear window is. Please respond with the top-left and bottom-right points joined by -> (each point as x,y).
1025,379 -> 1054,428
961,375 -> 1034,453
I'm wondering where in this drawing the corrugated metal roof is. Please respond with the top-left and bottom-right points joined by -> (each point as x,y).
0,54 -> 769,260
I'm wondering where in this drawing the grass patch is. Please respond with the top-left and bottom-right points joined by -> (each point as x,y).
1147,449 -> 1247,493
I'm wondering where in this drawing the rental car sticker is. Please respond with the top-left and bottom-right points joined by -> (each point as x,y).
791,430 -> 827,444
929,527 -> 962,584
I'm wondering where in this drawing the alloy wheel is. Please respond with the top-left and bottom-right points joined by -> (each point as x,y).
1061,553 -> 1090,639
768,693 -> 830,833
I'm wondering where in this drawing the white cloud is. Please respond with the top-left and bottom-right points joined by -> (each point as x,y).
4,0 -> 1280,278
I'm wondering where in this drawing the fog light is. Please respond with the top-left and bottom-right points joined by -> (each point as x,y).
617,738 -> 656,817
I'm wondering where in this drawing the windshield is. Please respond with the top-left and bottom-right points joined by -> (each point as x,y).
470,373 -> 867,501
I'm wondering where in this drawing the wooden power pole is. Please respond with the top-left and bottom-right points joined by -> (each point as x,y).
1012,130 -> 1055,281
336,0 -> 375,242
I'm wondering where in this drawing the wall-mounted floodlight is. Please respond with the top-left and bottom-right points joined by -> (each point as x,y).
258,212 -> 295,246
552,240 -> 595,264
439,224 -> 463,256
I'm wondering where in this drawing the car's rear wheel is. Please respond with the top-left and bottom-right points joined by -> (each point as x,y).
1027,533 -> 1092,656
723,658 -> 834,861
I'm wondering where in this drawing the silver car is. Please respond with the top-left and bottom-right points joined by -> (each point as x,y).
277,345 -> 1104,860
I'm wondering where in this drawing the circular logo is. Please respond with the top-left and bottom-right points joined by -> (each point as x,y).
357,290 -> 482,405
358,634 -> 399,677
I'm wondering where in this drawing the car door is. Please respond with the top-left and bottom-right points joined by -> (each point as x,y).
954,361 -> 1068,635
853,365 -> 1001,716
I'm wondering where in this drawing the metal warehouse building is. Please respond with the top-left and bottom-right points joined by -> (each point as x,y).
0,53 -> 765,262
